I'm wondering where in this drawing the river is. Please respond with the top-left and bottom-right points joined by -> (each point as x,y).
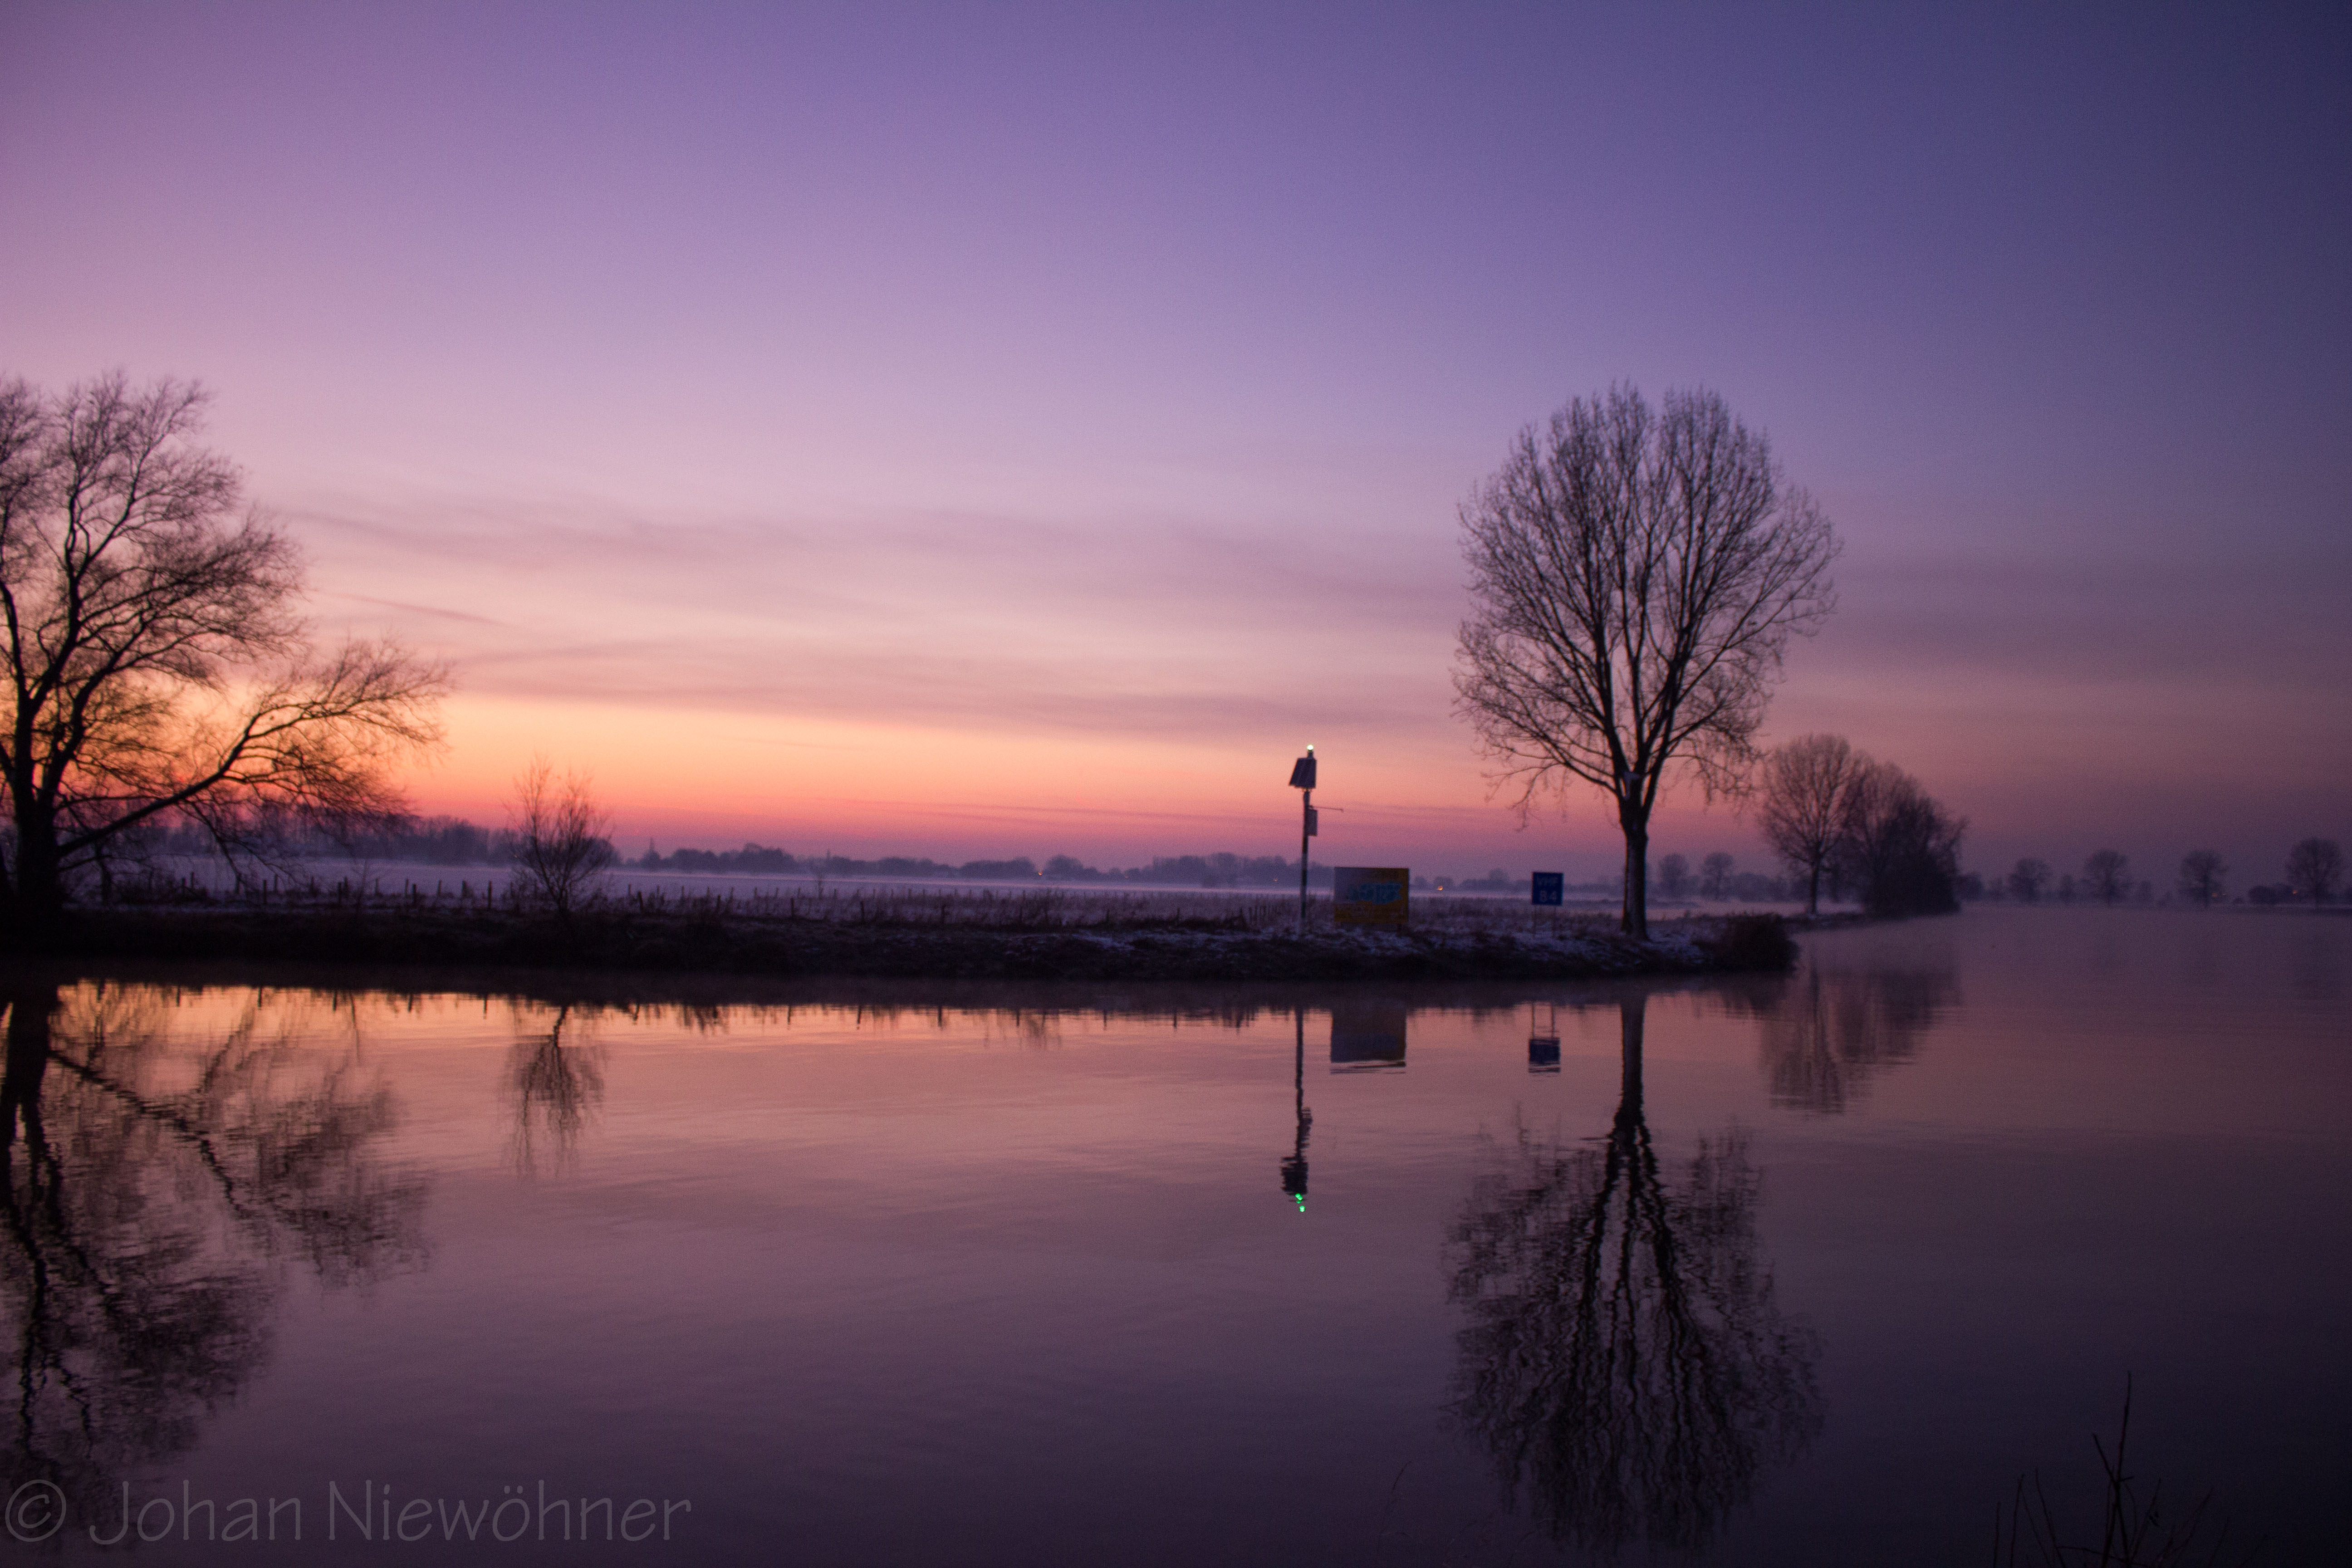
2,907 -> 2344,1563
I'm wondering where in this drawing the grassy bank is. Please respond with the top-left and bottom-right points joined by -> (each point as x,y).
34,882 -> 1798,982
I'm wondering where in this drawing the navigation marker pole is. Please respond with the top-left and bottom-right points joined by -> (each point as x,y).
1289,745 -> 1318,936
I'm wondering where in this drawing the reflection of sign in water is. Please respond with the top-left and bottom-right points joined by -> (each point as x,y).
1333,866 -> 1410,926
1529,1003 -> 1561,1073
1532,872 -> 1564,907
1330,1000 -> 1408,1070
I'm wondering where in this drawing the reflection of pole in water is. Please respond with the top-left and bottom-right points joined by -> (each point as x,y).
1279,1009 -> 1312,1211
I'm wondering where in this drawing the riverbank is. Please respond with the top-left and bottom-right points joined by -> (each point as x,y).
31,897 -> 1798,982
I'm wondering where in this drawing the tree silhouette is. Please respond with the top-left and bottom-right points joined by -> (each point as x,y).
2284,837 -> 2343,908
1446,995 -> 1822,1555
1453,387 -> 1838,938
1732,961 -> 1958,1114
1754,734 -> 1868,916
0,983 -> 426,1524
2176,851 -> 2226,909
507,1004 -> 606,1175
0,374 -> 448,934
2082,850 -> 2131,906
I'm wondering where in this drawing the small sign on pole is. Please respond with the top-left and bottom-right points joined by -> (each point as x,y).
1289,745 -> 1317,932
1531,872 -> 1565,907
1333,867 -> 1410,926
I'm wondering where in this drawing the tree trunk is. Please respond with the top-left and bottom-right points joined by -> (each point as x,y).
3,803 -> 65,950
1620,805 -> 1650,940
2,982 -> 57,1163
1806,858 -> 1821,917
1617,994 -> 1646,1121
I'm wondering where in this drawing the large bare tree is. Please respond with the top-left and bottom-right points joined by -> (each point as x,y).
1754,732 -> 1869,916
1455,386 -> 1838,937
0,373 -> 449,934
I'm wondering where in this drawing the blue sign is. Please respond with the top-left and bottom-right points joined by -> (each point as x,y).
1531,872 -> 1565,907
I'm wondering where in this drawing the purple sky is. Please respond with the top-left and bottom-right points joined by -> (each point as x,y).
4,3 -> 2346,887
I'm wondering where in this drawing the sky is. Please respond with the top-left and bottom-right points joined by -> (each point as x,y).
3,2 -> 2347,887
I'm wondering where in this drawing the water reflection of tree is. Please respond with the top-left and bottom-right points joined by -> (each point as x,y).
0,982 -> 427,1525
1738,962 -> 1958,1113
508,1004 -> 606,1175
1447,996 -> 1822,1557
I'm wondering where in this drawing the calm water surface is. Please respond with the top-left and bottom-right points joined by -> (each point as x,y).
4,910 -> 2347,1563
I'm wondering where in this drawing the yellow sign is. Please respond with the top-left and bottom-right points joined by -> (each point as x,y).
1332,866 -> 1410,926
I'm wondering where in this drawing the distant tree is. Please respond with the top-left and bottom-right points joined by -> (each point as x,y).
2056,873 -> 2077,904
2007,858 -> 2051,904
1656,853 -> 1692,900
1700,851 -> 1735,900
1454,386 -> 1838,939
2177,850 -> 2226,909
1754,734 -> 1870,916
1836,761 -> 1964,917
2082,849 -> 2130,906
2284,837 -> 2343,908
0,373 -> 448,935
508,758 -> 614,918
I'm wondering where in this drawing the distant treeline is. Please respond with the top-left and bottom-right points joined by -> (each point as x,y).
129,818 -> 1320,887
123,813 -> 1826,900
1971,838 -> 2345,909
134,815 -> 524,866
652,848 -> 1333,887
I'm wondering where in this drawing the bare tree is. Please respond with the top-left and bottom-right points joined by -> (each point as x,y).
1754,733 -> 1870,915
2284,837 -> 2343,908
2007,858 -> 2052,904
2176,850 -> 2226,909
0,374 -> 448,934
1454,387 -> 1838,938
1656,852 -> 1692,900
509,757 -> 615,917
1837,760 -> 1965,917
2082,849 -> 2131,906
1700,850 -> 1735,900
